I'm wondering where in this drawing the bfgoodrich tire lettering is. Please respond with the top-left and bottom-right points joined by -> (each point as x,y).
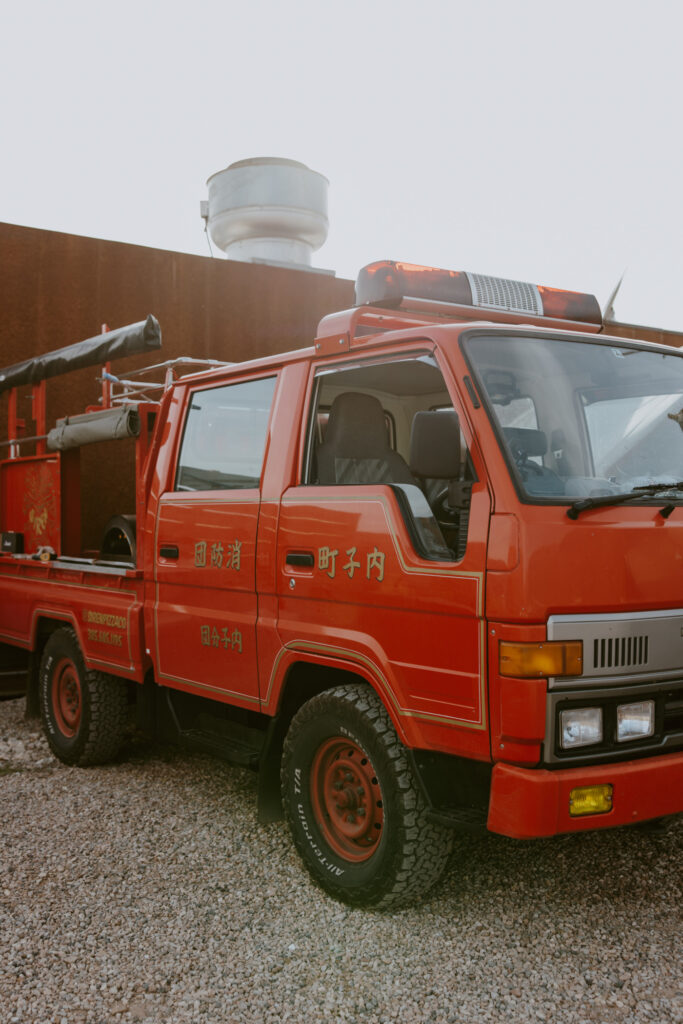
39,627 -> 127,766
281,683 -> 453,909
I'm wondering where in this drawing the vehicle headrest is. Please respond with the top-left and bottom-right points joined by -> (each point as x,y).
410,410 -> 461,479
322,392 -> 390,457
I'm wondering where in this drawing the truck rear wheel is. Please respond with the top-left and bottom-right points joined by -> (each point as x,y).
281,683 -> 453,909
39,628 -> 127,766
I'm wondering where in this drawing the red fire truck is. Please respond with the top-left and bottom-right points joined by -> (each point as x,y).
1,260 -> 682,908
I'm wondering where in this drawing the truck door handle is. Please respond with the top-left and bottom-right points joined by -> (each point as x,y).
159,545 -> 179,559
286,551 -> 314,567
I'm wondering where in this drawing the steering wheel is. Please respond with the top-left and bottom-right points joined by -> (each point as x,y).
511,445 -> 543,476
432,486 -> 460,528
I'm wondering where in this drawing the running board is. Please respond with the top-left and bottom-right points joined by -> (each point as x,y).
177,727 -> 261,767
427,805 -> 488,833
163,689 -> 266,768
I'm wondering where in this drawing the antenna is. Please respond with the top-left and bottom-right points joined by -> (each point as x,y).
603,271 -> 626,323
200,200 -> 214,258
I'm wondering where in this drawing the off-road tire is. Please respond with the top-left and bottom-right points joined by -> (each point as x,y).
281,683 -> 453,909
39,627 -> 127,766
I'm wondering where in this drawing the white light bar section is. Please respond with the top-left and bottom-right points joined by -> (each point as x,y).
466,272 -> 543,316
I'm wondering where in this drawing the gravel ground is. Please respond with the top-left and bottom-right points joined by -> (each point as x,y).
1,698 -> 681,1024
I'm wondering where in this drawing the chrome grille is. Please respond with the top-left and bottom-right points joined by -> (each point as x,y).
593,635 -> 649,670
547,609 -> 683,688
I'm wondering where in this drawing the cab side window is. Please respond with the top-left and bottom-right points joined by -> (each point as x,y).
305,356 -> 473,561
175,376 -> 276,491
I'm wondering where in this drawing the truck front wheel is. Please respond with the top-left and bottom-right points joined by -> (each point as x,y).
281,683 -> 453,909
39,628 -> 127,766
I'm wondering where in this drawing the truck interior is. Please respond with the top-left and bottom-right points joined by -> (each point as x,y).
306,354 -> 474,560
464,333 -> 683,504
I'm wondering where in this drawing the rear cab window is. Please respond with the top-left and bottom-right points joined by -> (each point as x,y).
175,376 -> 277,492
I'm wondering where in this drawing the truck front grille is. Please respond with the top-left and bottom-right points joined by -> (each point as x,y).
547,609 -> 683,688
593,635 -> 649,671
664,693 -> 683,733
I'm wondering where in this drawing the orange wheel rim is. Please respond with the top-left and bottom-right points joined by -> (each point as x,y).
310,737 -> 384,862
51,657 -> 81,737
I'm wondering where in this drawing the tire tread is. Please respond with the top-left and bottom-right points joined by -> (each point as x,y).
40,627 -> 127,766
281,682 -> 453,909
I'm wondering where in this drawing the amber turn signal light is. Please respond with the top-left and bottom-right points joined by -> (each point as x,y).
499,640 -> 583,678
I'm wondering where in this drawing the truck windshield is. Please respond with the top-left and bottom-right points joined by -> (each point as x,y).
463,333 -> 683,503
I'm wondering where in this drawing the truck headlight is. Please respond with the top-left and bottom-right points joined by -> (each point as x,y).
560,707 -> 603,749
617,700 -> 655,742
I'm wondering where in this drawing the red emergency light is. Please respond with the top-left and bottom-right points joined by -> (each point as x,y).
355,260 -> 602,326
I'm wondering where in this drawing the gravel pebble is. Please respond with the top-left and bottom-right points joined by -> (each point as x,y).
1,697 -> 681,1024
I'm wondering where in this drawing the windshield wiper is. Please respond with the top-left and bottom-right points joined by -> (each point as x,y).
567,482 -> 683,520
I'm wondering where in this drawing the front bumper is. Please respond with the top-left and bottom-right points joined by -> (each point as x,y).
487,750 -> 683,838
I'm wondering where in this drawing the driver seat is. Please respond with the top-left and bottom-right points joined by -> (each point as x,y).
502,427 -> 564,495
316,392 -> 416,486
409,409 -> 461,502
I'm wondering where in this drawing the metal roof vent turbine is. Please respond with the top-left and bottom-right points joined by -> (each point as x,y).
201,157 -> 329,270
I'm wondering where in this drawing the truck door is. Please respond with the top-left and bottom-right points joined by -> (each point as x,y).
153,375 -> 277,708
275,351 -> 491,753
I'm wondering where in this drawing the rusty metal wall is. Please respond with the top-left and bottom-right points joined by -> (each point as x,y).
605,320 -> 683,347
0,223 -> 354,550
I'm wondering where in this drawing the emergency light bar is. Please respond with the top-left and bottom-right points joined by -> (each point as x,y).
355,260 -> 602,326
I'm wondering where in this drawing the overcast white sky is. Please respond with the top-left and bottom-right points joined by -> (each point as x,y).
1,0 -> 682,329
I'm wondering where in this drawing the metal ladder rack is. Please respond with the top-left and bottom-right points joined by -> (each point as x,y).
100,356 -> 233,406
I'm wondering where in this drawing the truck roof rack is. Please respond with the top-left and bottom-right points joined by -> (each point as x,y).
100,356 -> 233,406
